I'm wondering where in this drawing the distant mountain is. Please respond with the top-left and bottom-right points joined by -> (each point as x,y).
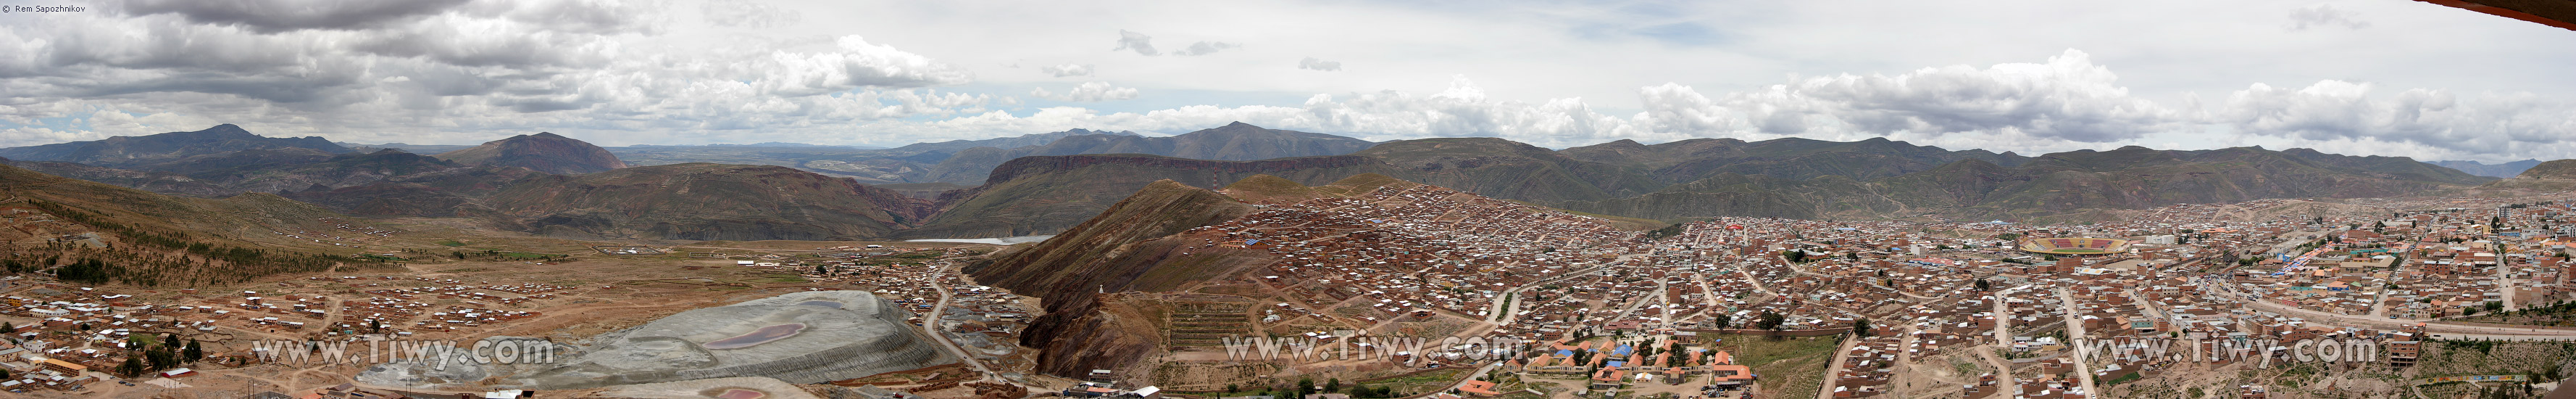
0,124 -> 352,168
601,129 -> 1138,185
1561,145 -> 2497,221
920,123 -> 1376,184
433,132 -> 630,174
2427,159 -> 2544,178
1354,137 -> 1664,203
282,165 -> 549,217
7,149 -> 478,198
888,128 -> 1141,154
605,126 -> 1363,186
287,162 -> 932,240
732,141 -> 885,149
342,142 -> 478,154
478,163 -> 930,240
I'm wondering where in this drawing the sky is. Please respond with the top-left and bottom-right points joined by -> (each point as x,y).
1,0 -> 2572,163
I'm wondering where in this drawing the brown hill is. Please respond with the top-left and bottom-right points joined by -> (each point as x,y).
969,178 -> 1262,375
1559,136 -> 2028,184
971,173 -> 1651,377
2516,160 -> 2576,179
435,132 -> 630,174
903,155 -> 1383,238
920,122 -> 1375,184
0,163 -> 385,286
480,163 -> 929,240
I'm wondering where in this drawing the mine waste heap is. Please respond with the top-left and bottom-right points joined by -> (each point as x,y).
358,290 -> 954,390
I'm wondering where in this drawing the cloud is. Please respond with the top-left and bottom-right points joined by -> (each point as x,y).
1112,30 -> 1233,57
2288,4 -> 2370,30
1032,81 -> 1140,102
1041,64 -> 1093,77
2220,81 -> 2576,160
1633,83 -> 1733,133
108,0 -> 476,33
701,0 -> 800,28
1113,30 -> 1159,56
1687,49 -> 2182,143
1298,57 -> 1342,71
0,126 -> 109,148
1172,41 -> 1238,56
0,1 -> 990,145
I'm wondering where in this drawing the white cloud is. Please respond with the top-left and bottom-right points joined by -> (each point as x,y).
1109,29 -> 1233,57
702,0 -> 801,28
107,0 -> 476,33
2288,4 -> 2370,30
1032,81 -> 1140,102
1298,57 -> 1342,71
1704,49 -> 2182,143
0,1 -> 988,145
0,126 -> 107,148
1112,30 -> 1158,56
852,50 -> 2571,160
1172,41 -> 1238,56
1041,64 -> 1093,77
2221,81 -> 2576,160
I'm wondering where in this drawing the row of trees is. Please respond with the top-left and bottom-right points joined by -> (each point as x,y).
109,333 -> 205,378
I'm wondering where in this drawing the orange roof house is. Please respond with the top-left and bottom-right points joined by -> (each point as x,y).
1459,380 -> 1502,396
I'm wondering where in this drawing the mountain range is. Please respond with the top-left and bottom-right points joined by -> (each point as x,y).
601,124 -> 1372,186
0,123 -> 2543,242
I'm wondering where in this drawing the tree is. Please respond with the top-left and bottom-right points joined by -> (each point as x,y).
1852,318 -> 1873,337
145,347 -> 177,371
1299,377 -> 1316,398
183,339 -> 204,362
117,358 -> 143,377
1710,314 -> 1732,329
1756,311 -> 1786,331
1974,279 -> 1992,291
1326,379 -> 1341,394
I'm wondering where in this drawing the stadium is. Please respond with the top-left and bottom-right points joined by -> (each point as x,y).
2019,237 -> 2133,255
